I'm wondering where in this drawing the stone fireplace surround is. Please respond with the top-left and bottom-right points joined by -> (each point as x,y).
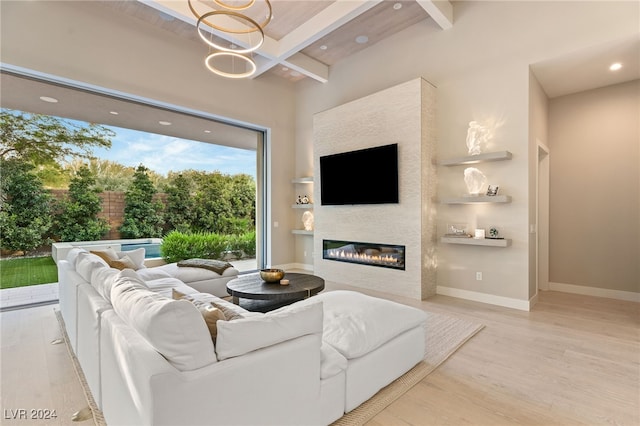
312,78 -> 437,300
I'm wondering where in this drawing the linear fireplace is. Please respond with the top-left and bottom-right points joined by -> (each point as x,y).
322,239 -> 405,270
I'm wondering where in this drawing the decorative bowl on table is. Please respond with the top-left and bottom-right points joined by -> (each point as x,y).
260,268 -> 285,283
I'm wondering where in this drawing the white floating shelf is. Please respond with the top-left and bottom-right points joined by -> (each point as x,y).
291,230 -> 313,235
291,204 -> 314,209
291,177 -> 313,183
441,237 -> 512,247
441,195 -> 511,204
439,150 -> 512,166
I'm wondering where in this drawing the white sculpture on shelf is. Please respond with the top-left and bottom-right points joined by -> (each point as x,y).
302,210 -> 314,231
464,167 -> 487,195
466,121 -> 489,155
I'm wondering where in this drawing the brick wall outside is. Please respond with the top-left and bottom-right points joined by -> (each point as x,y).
51,190 -> 168,240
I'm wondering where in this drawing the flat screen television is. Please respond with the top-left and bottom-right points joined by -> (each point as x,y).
320,143 -> 399,205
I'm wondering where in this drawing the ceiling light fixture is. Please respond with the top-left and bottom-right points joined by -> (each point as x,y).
609,62 -> 622,71
109,111 -> 119,115
393,3 -> 402,10
158,121 -> 172,126
188,0 -> 272,79
39,96 -> 58,103
355,35 -> 369,44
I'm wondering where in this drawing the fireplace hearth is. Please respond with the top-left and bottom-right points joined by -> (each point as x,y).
322,239 -> 405,270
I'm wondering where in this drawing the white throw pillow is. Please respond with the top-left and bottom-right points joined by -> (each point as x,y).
118,248 -> 146,270
76,251 -> 109,282
215,300 -> 323,361
110,271 -> 217,371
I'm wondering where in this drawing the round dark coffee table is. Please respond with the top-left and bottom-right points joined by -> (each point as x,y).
226,272 -> 325,312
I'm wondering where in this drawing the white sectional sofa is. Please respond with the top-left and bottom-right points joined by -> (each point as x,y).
58,248 -> 427,426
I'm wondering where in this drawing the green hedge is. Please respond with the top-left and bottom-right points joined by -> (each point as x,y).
161,230 -> 256,264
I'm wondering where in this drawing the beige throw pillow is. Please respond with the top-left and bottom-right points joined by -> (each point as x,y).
172,289 -> 229,342
109,255 -> 137,270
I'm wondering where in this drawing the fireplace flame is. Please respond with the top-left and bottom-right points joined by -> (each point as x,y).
327,249 -> 400,265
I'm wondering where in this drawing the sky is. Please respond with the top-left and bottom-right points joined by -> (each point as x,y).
89,125 -> 256,178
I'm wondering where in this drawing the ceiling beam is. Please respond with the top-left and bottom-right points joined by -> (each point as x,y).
416,0 -> 453,30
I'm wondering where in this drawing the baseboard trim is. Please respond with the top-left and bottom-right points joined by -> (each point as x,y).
272,263 -> 314,272
548,282 -> 640,302
436,286 -> 532,311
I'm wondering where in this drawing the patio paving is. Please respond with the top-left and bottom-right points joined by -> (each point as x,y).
0,282 -> 59,311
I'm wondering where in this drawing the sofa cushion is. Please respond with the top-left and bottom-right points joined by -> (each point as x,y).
76,251 -> 110,282
320,342 -> 347,379
89,265 -> 121,302
215,300 -> 323,361
66,248 -> 86,267
136,267 -> 173,281
310,290 -> 427,359
110,271 -> 217,371
145,277 -> 187,292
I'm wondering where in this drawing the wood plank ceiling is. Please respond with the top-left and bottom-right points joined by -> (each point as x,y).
103,0 -> 453,83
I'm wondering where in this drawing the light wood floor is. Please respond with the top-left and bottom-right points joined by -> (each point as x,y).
0,287 -> 638,426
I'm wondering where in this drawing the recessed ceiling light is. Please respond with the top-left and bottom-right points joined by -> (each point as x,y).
204,130 -> 211,134
282,67 -> 289,72
291,71 -> 301,78
39,96 -> 58,103
355,35 -> 369,44
609,62 -> 623,71
393,3 -> 402,10
319,45 -> 328,50
109,111 -> 119,115
158,121 -> 172,126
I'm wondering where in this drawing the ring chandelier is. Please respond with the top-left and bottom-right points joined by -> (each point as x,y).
188,0 -> 272,79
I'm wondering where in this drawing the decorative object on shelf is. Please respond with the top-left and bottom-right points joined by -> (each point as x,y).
463,167 -> 487,195
487,185 -> 499,196
279,279 -> 289,286
188,0 -> 272,79
466,121 -> 490,155
259,268 -> 285,283
296,194 -> 311,204
445,223 -> 471,237
488,227 -> 503,239
302,211 -> 314,231
474,229 -> 485,239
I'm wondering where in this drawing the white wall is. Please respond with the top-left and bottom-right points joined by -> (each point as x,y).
0,0 -> 298,267
295,1 -> 639,308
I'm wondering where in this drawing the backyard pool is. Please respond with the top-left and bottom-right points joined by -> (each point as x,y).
121,242 -> 162,258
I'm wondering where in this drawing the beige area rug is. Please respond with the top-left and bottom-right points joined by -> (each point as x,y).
56,309 -> 483,426
331,311 -> 484,426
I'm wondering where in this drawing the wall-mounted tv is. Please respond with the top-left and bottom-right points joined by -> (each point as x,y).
320,143 -> 399,205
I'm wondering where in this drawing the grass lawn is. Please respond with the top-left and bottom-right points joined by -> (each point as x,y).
0,256 -> 58,289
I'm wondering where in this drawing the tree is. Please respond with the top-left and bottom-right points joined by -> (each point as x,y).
163,173 -> 196,233
0,159 -> 53,254
54,165 -> 110,241
0,109 -> 114,166
119,164 -> 164,238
